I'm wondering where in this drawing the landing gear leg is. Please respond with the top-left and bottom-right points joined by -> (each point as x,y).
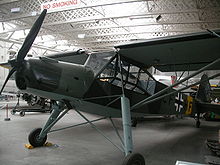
196,112 -> 201,128
28,101 -> 67,147
121,96 -> 145,165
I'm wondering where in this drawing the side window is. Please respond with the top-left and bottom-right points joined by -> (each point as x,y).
97,56 -> 155,95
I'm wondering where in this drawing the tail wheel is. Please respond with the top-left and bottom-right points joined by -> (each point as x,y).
122,153 -> 145,165
28,128 -> 47,147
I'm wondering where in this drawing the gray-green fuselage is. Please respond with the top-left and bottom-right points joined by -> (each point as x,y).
16,57 -> 94,100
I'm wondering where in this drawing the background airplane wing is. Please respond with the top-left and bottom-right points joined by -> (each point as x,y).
0,50 -> 89,70
116,30 -> 220,72
0,62 -> 12,69
47,50 -> 89,65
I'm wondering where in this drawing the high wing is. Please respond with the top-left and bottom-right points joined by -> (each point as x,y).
116,30 -> 220,72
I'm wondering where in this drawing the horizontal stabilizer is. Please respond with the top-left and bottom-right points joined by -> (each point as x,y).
197,102 -> 220,114
196,74 -> 211,102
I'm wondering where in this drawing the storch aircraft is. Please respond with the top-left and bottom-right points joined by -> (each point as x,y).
0,9 -> 220,165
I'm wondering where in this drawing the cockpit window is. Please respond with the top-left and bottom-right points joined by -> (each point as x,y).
96,55 -> 156,95
85,51 -> 115,76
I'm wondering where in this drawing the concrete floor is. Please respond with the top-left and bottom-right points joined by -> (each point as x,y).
0,104 -> 219,165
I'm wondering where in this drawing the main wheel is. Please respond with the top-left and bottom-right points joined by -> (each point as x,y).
28,128 -> 47,147
122,153 -> 145,165
20,111 -> 25,117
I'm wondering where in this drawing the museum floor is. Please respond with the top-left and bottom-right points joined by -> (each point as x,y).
0,106 -> 219,165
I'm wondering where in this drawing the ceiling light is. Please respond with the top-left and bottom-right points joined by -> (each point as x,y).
129,16 -> 153,20
78,34 -> 85,39
11,7 -> 21,13
156,15 -> 162,22
31,11 -> 37,16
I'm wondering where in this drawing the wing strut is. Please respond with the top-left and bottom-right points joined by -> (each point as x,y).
207,29 -> 220,38
131,58 -> 220,110
134,72 -> 220,108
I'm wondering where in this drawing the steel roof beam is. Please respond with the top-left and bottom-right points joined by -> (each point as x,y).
0,0 -> 19,5
0,0 -> 146,22
42,22 -> 220,37
0,37 -> 62,52
42,8 -> 220,27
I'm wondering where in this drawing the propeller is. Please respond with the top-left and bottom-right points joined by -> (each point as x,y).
0,9 -> 47,95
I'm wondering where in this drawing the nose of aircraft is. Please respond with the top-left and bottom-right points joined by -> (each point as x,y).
15,75 -> 27,90
15,64 -> 28,90
0,9 -> 47,95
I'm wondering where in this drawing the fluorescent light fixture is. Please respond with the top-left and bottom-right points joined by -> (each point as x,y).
11,7 -> 21,13
129,16 -> 153,20
156,15 -> 162,21
78,33 -> 85,39
31,11 -> 37,16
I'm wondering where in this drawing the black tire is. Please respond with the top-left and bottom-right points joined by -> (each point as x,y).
11,110 -> 16,115
122,153 -> 145,165
20,111 -> 25,117
28,128 -> 47,147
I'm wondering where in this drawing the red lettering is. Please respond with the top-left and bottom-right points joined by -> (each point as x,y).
69,0 -> 77,5
52,3 -> 56,8
43,4 -> 51,9
51,0 -> 79,9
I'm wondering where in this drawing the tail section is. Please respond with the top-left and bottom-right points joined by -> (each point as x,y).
181,74 -> 212,116
174,75 -> 209,116
195,74 -> 220,115
196,74 -> 211,103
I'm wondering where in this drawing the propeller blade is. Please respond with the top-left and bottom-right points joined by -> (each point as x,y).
0,67 -> 16,95
16,9 -> 47,62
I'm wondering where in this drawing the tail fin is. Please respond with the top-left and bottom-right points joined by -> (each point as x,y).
196,74 -> 211,103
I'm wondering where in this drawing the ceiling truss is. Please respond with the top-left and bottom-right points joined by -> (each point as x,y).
0,0 -> 219,54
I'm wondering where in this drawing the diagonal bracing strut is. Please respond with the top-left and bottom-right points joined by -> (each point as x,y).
131,58 -> 220,110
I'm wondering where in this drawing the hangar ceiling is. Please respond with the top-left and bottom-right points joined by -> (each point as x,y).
0,0 -> 220,55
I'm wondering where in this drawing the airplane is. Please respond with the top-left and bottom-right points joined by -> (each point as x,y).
0,9 -> 220,165
10,93 -> 52,117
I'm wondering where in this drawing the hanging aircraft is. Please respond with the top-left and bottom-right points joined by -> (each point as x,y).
0,9 -> 220,165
